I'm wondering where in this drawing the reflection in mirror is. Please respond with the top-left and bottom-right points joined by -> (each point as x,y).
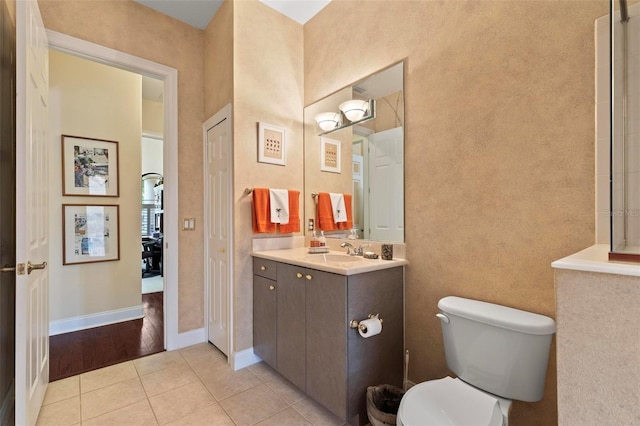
304,62 -> 404,243
141,172 -> 163,236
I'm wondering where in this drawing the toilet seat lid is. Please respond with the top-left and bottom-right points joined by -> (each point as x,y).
398,377 -> 503,426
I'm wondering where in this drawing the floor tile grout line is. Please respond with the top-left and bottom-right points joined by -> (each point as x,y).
78,379 -> 148,425
41,345 -> 346,426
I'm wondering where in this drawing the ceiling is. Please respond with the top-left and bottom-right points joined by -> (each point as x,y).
133,0 -> 331,29
138,0 -> 331,101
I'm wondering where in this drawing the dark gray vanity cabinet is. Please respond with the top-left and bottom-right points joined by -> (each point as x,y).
275,263 -> 307,390
304,266 -> 348,419
252,257 -> 404,426
252,259 -> 277,367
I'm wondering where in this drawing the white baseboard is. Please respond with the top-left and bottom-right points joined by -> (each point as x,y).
230,347 -> 262,371
176,327 -> 206,349
49,305 -> 144,336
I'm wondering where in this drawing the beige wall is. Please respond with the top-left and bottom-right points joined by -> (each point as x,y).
142,99 -> 163,135
39,0 -> 205,333
305,1 -> 607,424
229,0 -> 304,350
48,50 -> 142,321
204,0 -> 233,117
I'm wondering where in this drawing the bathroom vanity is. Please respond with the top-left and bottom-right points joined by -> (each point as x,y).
252,248 -> 406,425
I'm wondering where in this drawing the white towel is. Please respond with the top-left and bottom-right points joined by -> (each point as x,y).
269,189 -> 289,224
329,193 -> 347,223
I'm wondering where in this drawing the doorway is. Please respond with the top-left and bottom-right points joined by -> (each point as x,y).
48,51 -> 169,380
46,30 -> 180,350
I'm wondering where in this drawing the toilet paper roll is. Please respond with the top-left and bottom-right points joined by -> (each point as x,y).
358,317 -> 383,338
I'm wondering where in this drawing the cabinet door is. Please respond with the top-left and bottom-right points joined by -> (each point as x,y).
306,269 -> 348,419
276,263 -> 306,390
253,275 -> 277,367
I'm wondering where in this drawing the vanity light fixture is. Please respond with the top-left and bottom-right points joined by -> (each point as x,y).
314,112 -> 341,131
315,99 -> 376,136
339,99 -> 370,122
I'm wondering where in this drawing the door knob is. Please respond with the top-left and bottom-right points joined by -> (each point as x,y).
27,261 -> 47,275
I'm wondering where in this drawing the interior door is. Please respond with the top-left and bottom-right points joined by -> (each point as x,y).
0,1 -> 16,424
15,1 -> 50,424
368,127 -> 404,242
352,154 -> 364,238
205,105 -> 232,356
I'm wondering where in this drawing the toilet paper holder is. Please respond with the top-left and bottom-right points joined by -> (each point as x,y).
349,313 -> 383,333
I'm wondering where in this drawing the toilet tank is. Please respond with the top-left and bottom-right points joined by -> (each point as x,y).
437,296 -> 556,402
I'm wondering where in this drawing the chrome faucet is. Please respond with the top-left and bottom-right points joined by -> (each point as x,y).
340,242 -> 356,255
340,242 -> 371,256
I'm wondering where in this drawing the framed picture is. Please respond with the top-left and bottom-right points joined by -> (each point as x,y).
257,122 -> 286,165
321,136 -> 341,173
62,204 -> 120,265
62,135 -> 119,197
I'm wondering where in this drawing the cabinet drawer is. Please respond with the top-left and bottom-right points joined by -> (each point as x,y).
253,258 -> 277,280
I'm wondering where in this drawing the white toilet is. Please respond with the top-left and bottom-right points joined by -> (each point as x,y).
397,296 -> 556,426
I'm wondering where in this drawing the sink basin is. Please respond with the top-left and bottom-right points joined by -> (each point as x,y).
305,253 -> 364,263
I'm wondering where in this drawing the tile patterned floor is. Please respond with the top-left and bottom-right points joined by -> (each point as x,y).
37,343 -> 349,426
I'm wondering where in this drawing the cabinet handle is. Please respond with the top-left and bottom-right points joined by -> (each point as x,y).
296,272 -> 303,278
260,265 -> 267,271
269,285 -> 275,290
305,274 -> 313,281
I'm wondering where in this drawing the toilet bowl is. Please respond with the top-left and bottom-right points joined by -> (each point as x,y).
397,377 -> 511,426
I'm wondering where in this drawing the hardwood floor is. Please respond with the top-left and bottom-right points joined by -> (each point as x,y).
49,292 -> 164,382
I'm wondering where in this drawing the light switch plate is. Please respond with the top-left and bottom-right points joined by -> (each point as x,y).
183,218 -> 195,231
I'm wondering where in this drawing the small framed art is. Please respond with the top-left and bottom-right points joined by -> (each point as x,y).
257,122 -> 286,165
62,204 -> 120,265
320,136 -> 341,173
62,135 -> 119,197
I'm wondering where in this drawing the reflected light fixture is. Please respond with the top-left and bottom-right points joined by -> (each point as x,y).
315,112 -> 341,131
339,99 -> 369,122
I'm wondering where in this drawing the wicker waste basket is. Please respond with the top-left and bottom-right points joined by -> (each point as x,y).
366,384 -> 405,426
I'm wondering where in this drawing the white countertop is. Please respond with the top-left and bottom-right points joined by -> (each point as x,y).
551,244 -> 640,277
251,247 -> 407,276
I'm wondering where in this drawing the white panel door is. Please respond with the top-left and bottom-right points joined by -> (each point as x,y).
15,1 -> 49,424
205,105 -> 232,356
352,154 -> 364,237
368,127 -> 404,242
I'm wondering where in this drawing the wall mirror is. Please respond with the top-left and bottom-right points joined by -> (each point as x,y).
304,61 -> 404,243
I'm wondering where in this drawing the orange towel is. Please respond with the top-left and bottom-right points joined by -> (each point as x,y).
316,192 -> 336,231
252,188 -> 277,233
316,192 -> 353,231
279,190 -> 300,233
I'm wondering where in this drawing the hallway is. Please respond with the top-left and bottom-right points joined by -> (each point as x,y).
49,292 -> 164,381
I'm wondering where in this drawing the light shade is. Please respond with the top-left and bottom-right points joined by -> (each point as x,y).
339,99 -> 369,122
315,112 -> 341,131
